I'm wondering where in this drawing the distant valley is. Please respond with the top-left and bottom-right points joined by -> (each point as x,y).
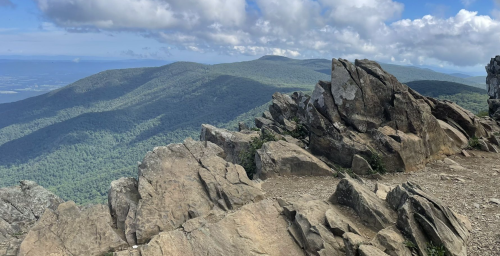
0,56 -> 489,204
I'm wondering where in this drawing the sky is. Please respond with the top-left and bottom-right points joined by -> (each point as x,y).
1,0 -> 500,74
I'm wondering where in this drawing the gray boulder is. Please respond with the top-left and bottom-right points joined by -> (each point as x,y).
19,201 -> 128,256
200,124 -> 260,164
132,138 -> 263,243
330,178 -> 397,231
386,182 -> 471,256
255,140 -> 334,180
108,177 -> 140,245
0,181 -> 63,256
351,154 -> 373,175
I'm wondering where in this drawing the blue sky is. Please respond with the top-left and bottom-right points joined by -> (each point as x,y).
1,0 -> 500,74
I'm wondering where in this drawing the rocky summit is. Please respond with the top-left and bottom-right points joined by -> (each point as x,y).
2,58 -> 500,256
486,55 -> 500,121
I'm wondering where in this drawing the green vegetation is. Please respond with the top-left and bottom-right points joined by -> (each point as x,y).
403,240 -> 417,250
239,132 -> 277,179
0,56 -> 490,204
477,110 -> 489,117
426,242 -> 446,256
469,137 -> 481,150
369,151 -> 387,174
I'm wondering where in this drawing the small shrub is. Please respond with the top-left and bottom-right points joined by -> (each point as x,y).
369,151 -> 387,174
477,110 -> 489,117
426,242 -> 446,256
403,240 -> 417,249
103,252 -> 114,256
284,117 -> 308,139
251,127 -> 260,131
468,136 -> 481,150
239,133 -> 276,179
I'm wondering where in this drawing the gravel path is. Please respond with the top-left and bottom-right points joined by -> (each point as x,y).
261,150 -> 500,256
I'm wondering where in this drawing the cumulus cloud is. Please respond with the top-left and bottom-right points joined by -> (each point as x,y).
33,0 -> 500,66
0,0 -> 15,8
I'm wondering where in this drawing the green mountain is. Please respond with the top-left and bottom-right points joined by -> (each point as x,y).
465,76 -> 487,86
0,56 -> 488,204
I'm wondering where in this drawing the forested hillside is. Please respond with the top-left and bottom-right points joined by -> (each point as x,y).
0,56 -> 488,204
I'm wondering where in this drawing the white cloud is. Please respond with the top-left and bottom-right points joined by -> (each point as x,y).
30,0 -> 500,67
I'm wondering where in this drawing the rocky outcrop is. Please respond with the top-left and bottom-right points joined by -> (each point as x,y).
386,182 -> 471,256
330,178 -> 397,231
19,201 -> 127,256
486,56 -> 500,121
200,124 -> 260,164
108,177 -> 140,245
129,138 -> 263,244
0,181 -> 63,256
139,200 -> 304,256
255,140 -> 334,180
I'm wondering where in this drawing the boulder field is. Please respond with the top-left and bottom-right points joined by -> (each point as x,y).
4,58 -> 500,256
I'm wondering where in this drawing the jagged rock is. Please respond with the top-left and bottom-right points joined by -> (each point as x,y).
438,119 -> 469,149
371,227 -> 412,256
0,181 -> 64,256
374,183 -> 393,201
255,140 -> 334,180
200,124 -> 259,164
19,201 -> 127,256
386,182 -> 471,256
343,232 -> 366,256
359,244 -> 390,256
269,92 -> 298,126
330,178 -> 397,231
486,56 -> 500,121
108,177 -> 140,245
132,138 -> 263,243
136,200 -> 305,256
325,209 -> 361,236
238,122 -> 249,131
351,154 -> 373,175
427,98 -> 487,138
255,116 -> 274,128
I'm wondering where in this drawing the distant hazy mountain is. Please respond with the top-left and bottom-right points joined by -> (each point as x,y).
448,73 -> 471,78
0,59 -> 171,103
0,55 -> 488,204
465,76 -> 487,86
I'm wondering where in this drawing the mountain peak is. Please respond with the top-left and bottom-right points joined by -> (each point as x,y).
258,55 -> 293,61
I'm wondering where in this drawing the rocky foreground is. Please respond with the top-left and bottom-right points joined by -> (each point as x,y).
1,58 -> 500,256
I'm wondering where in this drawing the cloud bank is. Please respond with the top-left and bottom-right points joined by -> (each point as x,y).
34,0 -> 500,66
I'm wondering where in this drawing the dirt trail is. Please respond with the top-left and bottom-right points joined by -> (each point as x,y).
261,150 -> 500,256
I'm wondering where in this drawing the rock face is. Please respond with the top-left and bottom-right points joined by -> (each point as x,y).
108,177 -> 140,245
0,181 -> 63,256
255,140 -> 334,180
131,138 -> 263,244
386,182 -> 471,256
200,124 -> 260,164
139,200 -> 304,256
256,58 -> 500,174
19,201 -> 128,256
486,56 -> 500,121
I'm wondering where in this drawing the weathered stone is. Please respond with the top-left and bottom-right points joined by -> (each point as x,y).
132,139 -> 263,244
138,200 -> 305,256
255,140 -> 334,180
372,227 -> 412,256
486,56 -> 500,118
108,177 -> 140,245
374,183 -> 393,201
238,122 -> 249,131
386,182 -> 470,256
438,119 -> 469,150
343,232 -> 366,256
325,209 -> 361,236
19,201 -> 127,256
269,92 -> 298,126
358,244 -> 390,256
255,117 -> 274,128
0,181 -> 64,256
351,154 -> 373,175
200,124 -> 260,164
330,178 -> 397,231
